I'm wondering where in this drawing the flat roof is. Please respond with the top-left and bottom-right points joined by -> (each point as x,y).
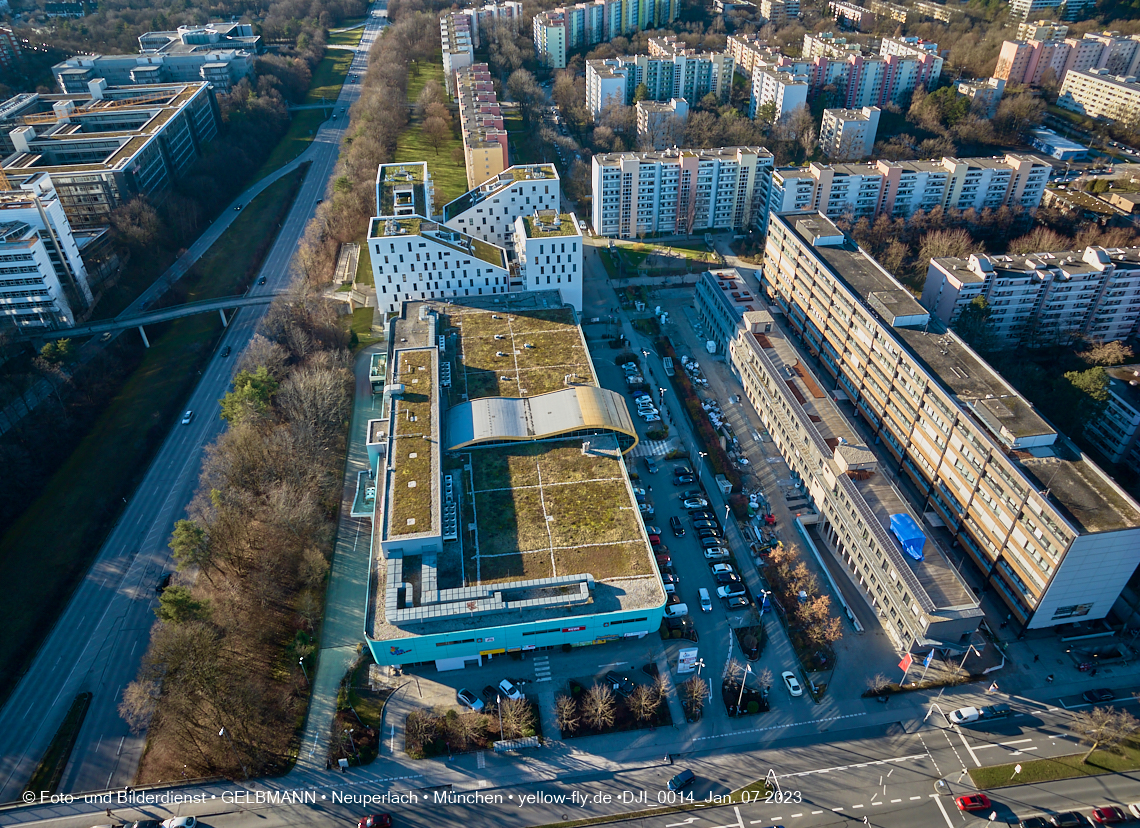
778,210 -> 1140,535
744,306 -> 977,613
442,163 -> 558,221
368,218 -> 506,268
521,211 -> 578,237
386,348 -> 438,539
1108,364 -> 1140,410
367,293 -> 661,642
376,162 -> 428,218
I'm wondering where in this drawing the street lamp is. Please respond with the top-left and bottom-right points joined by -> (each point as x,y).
497,695 -> 504,740
759,589 -> 771,615
299,656 -> 308,683
735,664 -> 752,714
345,728 -> 360,760
218,727 -> 249,779
696,658 -> 706,677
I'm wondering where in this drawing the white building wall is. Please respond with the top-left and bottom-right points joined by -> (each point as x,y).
1033,529 -> 1140,628
513,215 -> 584,311
370,234 -> 513,316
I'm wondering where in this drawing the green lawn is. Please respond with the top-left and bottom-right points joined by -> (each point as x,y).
355,235 -> 373,285
255,108 -> 328,179
305,49 -> 354,104
0,167 -> 305,708
328,26 -> 364,46
405,57 -> 442,105
971,742 -> 1140,788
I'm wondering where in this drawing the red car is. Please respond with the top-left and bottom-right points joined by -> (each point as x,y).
359,816 -> 392,828
956,794 -> 992,812
648,534 -> 662,547
1092,806 -> 1127,824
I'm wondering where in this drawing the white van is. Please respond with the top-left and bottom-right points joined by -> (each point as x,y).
664,603 -> 688,618
698,588 -> 712,612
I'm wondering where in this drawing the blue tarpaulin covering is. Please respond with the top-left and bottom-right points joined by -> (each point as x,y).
890,513 -> 926,561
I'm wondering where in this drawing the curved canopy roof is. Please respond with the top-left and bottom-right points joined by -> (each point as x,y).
447,386 -> 638,453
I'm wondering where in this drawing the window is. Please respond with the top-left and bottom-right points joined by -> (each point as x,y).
1051,603 -> 1092,620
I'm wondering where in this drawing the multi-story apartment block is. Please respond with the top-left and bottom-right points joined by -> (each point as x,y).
52,23 -> 258,93
0,26 -> 21,74
769,154 -> 1050,221
370,162 -> 581,314
455,64 -> 510,189
635,98 -> 689,149
956,77 -> 1005,118
0,82 -> 219,229
725,305 -> 985,651
0,173 -> 93,329
829,0 -> 875,31
760,0 -> 800,24
590,146 -> 773,238
1086,364 -> 1140,467
441,12 -> 475,96
466,1 -> 524,39
820,106 -> 880,160
442,163 -> 561,253
1018,20 -> 1068,41
726,33 -> 785,75
1009,0 -> 1094,23
867,0 -> 909,22
512,209 -> 584,311
694,268 -> 763,354
752,70 -> 809,119
911,0 -> 960,22
1058,69 -> 1140,124
585,45 -> 734,117
761,211 -> 1140,631
532,0 -> 679,69
803,32 -> 863,61
922,246 -> 1140,348
879,37 -> 943,90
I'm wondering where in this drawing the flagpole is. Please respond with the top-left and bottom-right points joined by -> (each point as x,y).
919,649 -> 935,683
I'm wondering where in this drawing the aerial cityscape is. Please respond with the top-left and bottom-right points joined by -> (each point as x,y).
3,0 -> 1140,825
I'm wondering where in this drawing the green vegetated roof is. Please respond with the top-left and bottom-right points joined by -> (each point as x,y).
464,439 -> 652,584
523,213 -> 577,237
389,348 -> 436,537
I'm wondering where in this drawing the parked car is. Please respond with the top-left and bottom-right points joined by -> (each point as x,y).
700,536 -> 726,549
692,518 -> 720,530
644,456 -> 659,474
668,769 -> 695,792
666,592 -> 682,606
644,526 -> 662,536
673,473 -> 695,485
956,795 -> 992,813
499,679 -> 524,700
639,503 -> 655,515
717,583 -> 746,599
1083,688 -> 1115,703
782,671 -> 803,697
670,516 -> 685,537
1091,807 -> 1127,824
1018,818 -> 1050,828
648,534 -> 662,547
683,498 -> 709,509
680,489 -> 704,500
162,819 -> 197,828
714,572 -> 741,586
661,571 -> 679,585
457,688 -> 484,711
697,528 -> 724,542
1048,812 -> 1084,827
689,510 -> 716,521
726,594 -> 750,609
710,563 -> 735,576
655,552 -> 672,567
674,463 -> 693,476
703,546 -> 730,560
643,415 -> 661,423
605,671 -> 636,697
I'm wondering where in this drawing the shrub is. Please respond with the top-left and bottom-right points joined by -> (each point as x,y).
646,427 -> 668,440
747,700 -> 760,714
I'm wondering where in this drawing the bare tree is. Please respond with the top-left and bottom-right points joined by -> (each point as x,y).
681,676 -> 709,717
422,116 -> 451,154
405,711 -> 436,752
554,693 -> 580,734
627,683 -> 660,723
755,667 -> 774,692
499,697 -> 536,740
1072,707 -> 1139,763
582,682 -> 616,731
866,673 -> 891,694
119,679 -> 161,733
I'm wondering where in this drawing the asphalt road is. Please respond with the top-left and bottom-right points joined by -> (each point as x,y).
0,5 -> 387,801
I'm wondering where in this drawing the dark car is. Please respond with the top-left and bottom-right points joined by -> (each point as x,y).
661,571 -> 679,585
605,671 -> 636,697
674,463 -> 693,476
726,594 -> 750,609
693,518 -> 721,530
258,276 -> 267,285
700,536 -> 726,549
655,552 -> 672,567
673,473 -> 695,485
660,564 -> 678,579
689,509 -> 716,520
697,528 -> 724,541
1083,688 -> 1115,703
1019,819 -> 1050,828
131,822 -> 162,828
1050,813 -> 1086,827
668,769 -> 695,792
221,345 -> 232,358
681,489 -> 704,500
666,592 -> 682,606
358,816 -> 392,828
714,572 -> 741,586
155,573 -> 172,594
670,516 -> 685,537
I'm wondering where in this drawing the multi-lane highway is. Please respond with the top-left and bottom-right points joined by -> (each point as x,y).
0,5 -> 386,801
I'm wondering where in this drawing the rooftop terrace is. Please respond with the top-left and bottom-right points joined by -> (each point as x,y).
441,164 -> 557,222
376,162 -> 429,219
368,218 -> 506,268
522,211 -> 578,238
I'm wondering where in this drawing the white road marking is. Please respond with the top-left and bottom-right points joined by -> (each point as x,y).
911,796 -> 922,800
956,728 -> 982,767
932,794 -> 957,828
974,738 -> 1033,750
832,808 -> 844,812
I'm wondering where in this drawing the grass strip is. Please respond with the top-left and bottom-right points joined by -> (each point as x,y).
24,692 -> 92,795
305,49 -> 354,104
0,167 -> 306,708
970,742 -> 1140,789
328,27 -> 363,46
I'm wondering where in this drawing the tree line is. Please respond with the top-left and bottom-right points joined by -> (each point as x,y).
294,8 -> 438,288
121,296 -> 353,781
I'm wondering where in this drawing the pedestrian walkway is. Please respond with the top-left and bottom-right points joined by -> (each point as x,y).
534,655 -> 552,683
629,438 -> 679,458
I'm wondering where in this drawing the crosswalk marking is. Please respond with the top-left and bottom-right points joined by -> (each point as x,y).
477,751 -> 486,769
534,655 -> 552,682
